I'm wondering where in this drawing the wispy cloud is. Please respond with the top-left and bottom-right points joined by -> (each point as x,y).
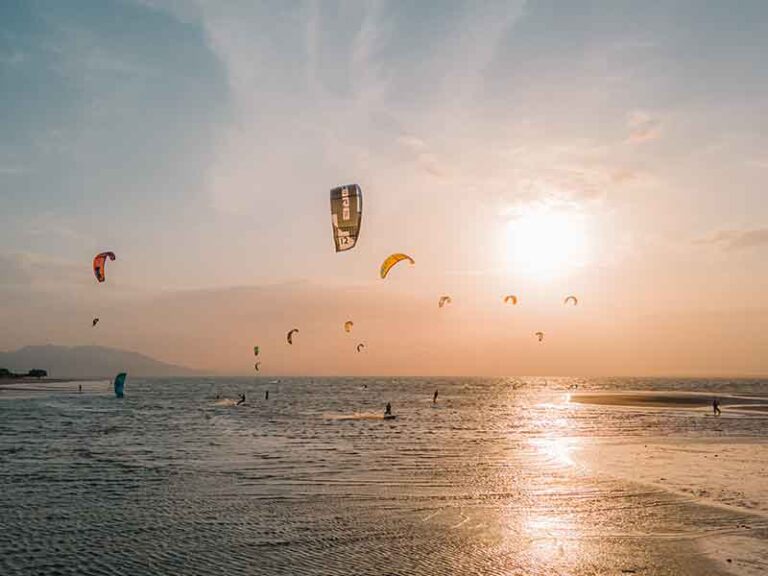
0,165 -> 27,175
697,228 -> 768,251
396,134 -> 447,178
627,110 -> 662,143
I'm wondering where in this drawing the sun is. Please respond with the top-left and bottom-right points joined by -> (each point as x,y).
505,205 -> 590,279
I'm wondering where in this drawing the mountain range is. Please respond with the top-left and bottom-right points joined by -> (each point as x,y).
0,345 -> 202,379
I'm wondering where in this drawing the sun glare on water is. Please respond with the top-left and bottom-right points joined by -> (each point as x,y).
505,205 -> 590,279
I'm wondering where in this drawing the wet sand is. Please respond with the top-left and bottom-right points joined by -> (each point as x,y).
571,391 -> 768,575
0,379 -> 109,398
570,390 -> 768,414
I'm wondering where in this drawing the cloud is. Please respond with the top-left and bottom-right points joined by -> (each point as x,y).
396,135 -> 428,154
396,134 -> 447,178
0,251 -> 85,288
697,228 -> 768,251
0,165 -> 27,175
484,143 -> 643,214
627,110 -> 662,143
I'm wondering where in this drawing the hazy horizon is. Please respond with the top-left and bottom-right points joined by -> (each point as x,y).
2,0 -> 766,377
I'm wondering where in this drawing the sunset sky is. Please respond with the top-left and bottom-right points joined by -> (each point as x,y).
1,0 -> 766,376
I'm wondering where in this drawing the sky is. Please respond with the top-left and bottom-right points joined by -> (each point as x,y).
1,0 -> 766,377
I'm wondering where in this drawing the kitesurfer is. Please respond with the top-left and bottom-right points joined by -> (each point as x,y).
384,402 -> 392,416
78,384 -> 82,394
713,397 -> 721,416
265,390 -> 269,400
433,389 -> 438,403
236,393 -> 246,406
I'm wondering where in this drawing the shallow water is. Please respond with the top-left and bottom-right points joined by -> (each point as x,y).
1,377 -> 767,575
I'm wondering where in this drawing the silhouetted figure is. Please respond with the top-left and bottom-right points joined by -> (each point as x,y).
78,384 -> 82,394
384,402 -> 392,416
265,390 -> 269,400
713,397 -> 721,416
236,393 -> 246,406
433,389 -> 438,403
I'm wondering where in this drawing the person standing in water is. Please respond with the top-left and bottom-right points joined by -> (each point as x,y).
78,384 -> 82,394
713,397 -> 721,416
433,389 -> 438,403
265,390 -> 269,400
384,402 -> 392,416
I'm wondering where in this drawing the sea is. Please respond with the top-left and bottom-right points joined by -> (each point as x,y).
1,377 -> 767,575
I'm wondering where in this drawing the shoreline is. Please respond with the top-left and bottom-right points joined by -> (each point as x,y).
0,378 -> 86,386
575,436 -> 768,575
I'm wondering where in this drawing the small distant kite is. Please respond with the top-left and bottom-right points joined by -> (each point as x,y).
503,295 -> 518,305
344,320 -> 354,333
254,346 -> 260,357
114,372 -> 127,398
330,184 -> 363,252
356,343 -> 365,353
535,331 -> 544,342
254,362 -> 260,372
92,318 -> 99,327
287,328 -> 299,345
438,295 -> 452,308
380,253 -> 414,279
93,251 -> 116,283
564,296 -> 578,306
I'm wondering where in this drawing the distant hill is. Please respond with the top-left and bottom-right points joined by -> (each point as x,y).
0,345 -> 203,379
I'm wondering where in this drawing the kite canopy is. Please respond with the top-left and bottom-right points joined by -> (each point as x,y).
438,296 -> 452,308
114,372 -> 127,398
93,251 -> 116,283
380,253 -> 415,279
254,346 -> 260,357
287,328 -> 299,345
344,321 -> 354,333
503,295 -> 518,305
564,296 -> 578,306
356,343 -> 365,353
535,332 -> 544,342
254,362 -> 260,371
92,318 -> 99,327
330,184 -> 363,252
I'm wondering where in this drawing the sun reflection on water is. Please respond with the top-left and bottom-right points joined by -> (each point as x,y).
497,388 -> 593,572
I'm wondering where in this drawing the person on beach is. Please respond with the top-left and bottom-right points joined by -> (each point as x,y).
236,393 -> 246,406
384,402 -> 392,416
265,390 -> 269,400
78,384 -> 82,393
433,389 -> 438,403
713,397 -> 721,416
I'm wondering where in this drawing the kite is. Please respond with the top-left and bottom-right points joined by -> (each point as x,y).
114,372 -> 127,398
93,252 -> 116,283
330,184 -> 363,252
380,253 -> 414,279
